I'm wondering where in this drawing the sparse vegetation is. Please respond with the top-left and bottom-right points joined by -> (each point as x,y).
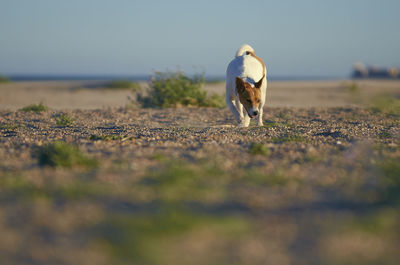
249,142 -> 270,156
21,102 -> 49,112
106,80 -> 141,91
348,82 -> 359,93
89,134 -> 130,141
271,134 -> 304,143
379,130 -> 392,139
54,113 -> 74,126
370,93 -> 400,117
277,111 -> 291,120
203,92 -> 226,108
136,71 -> 225,108
34,141 -> 97,168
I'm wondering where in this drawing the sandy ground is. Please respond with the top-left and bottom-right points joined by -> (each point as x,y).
1,79 -> 399,110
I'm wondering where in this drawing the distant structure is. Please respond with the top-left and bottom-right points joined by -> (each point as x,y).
352,62 -> 399,79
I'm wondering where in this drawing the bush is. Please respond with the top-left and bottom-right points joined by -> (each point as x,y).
136,71 -> 225,108
21,103 -> 49,112
35,141 -> 97,168
249,143 -> 270,156
205,93 -> 226,108
348,82 -> 359,93
54,113 -> 74,126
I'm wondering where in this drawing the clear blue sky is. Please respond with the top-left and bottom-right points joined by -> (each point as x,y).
1,0 -> 399,78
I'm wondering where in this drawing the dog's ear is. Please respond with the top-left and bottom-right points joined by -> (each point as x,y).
236,77 -> 245,93
254,75 -> 264,89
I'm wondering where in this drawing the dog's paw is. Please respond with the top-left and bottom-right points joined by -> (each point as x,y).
238,123 -> 249,128
257,122 -> 264,126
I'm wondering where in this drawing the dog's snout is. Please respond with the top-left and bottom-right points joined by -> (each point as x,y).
253,110 -> 259,116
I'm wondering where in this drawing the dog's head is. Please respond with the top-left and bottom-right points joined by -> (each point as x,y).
236,76 -> 263,118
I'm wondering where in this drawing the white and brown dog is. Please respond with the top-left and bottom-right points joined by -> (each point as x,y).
226,44 -> 267,127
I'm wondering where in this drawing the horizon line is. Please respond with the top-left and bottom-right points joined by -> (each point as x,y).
4,73 -> 347,82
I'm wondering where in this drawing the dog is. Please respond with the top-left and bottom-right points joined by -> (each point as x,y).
226,44 -> 267,127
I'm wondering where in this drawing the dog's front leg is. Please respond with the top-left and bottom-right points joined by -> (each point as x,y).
226,98 -> 242,124
234,100 -> 250,127
236,99 -> 251,127
256,107 -> 264,126
235,98 -> 244,120
242,111 -> 251,127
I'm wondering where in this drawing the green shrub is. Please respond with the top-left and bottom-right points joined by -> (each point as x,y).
106,80 -> 141,91
54,113 -> 74,126
249,143 -> 270,156
21,103 -> 49,112
205,93 -> 226,108
136,71 -> 224,108
35,141 -> 97,168
348,82 -> 359,93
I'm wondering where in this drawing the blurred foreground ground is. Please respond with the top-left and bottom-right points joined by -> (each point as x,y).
0,80 -> 399,265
